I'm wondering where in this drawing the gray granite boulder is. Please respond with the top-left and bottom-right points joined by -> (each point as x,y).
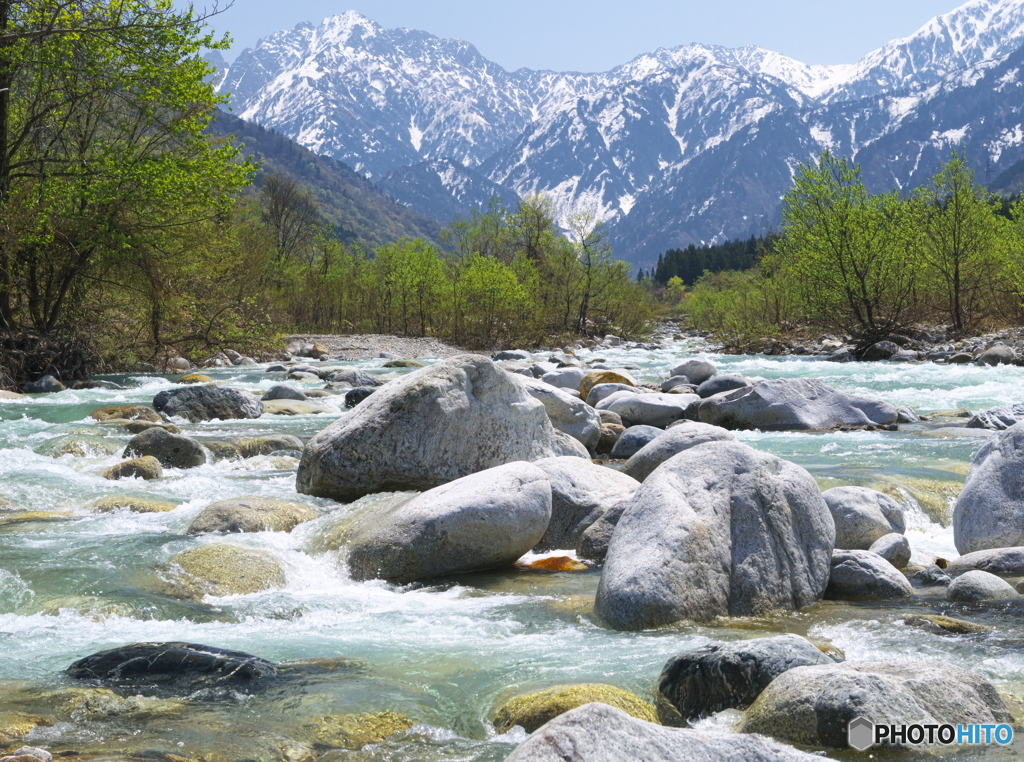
825,549 -> 913,599
947,546 -> 1024,575
696,374 -> 751,398
519,376 -> 601,452
698,378 -> 898,431
186,496 -> 318,535
345,462 -> 552,583
740,660 -> 1013,748
24,375 -> 67,393
598,391 -> 698,428
608,425 -> 662,459
966,403 -> 1024,430
670,359 -> 717,385
821,486 -> 905,550
296,355 -> 583,501
153,386 -> 262,423
977,345 -> 1016,366
585,383 -> 643,407
541,367 -> 586,390
658,634 -> 836,721
532,458 -> 639,551
595,441 -> 834,629
947,570 -> 1019,602
954,422 -> 1024,554
620,423 -> 736,482
262,384 -> 309,402
504,703 -> 827,762
868,533 -> 911,569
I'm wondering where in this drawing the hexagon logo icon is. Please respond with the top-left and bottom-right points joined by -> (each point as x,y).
848,717 -> 875,751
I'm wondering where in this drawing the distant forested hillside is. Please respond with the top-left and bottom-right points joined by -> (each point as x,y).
651,235 -> 776,285
209,111 -> 442,247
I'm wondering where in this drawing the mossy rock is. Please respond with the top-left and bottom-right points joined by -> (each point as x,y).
873,477 -> 962,526
98,419 -> 182,435
89,405 -> 161,423
38,434 -> 121,458
0,511 -> 73,529
905,614 -> 993,635
261,400 -> 332,416
162,543 -> 286,599
103,456 -> 163,481
579,371 -> 635,398
204,441 -> 242,461
88,495 -> 178,514
382,360 -> 425,368
186,496 -> 317,535
50,687 -> 184,718
310,711 -> 414,749
179,374 -> 215,384
233,435 -> 304,458
0,712 -> 52,744
493,684 -> 659,733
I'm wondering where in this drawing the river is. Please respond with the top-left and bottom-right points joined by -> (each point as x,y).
1,340 -> 1021,761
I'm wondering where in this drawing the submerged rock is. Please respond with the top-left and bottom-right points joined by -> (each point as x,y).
739,660 -> 1013,748
658,634 -> 836,721
503,703 -> 826,762
903,614 -> 992,635
89,405 -> 161,423
493,684 -> 658,734
345,462 -> 552,583
186,496 -> 317,535
153,385 -> 262,423
698,378 -> 898,431
297,355 -> 582,501
954,422 -> 1024,554
66,642 -> 277,689
310,711 -> 414,750
595,441 -> 834,629
88,495 -> 177,514
234,435 -> 304,458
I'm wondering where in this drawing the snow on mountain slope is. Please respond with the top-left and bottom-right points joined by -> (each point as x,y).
217,0 -> 1024,263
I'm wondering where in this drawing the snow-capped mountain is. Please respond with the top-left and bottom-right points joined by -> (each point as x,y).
218,0 -> 1024,265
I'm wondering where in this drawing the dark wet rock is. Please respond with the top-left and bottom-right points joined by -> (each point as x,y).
153,386 -> 262,423
344,386 -> 376,408
825,549 -> 913,600
494,350 -> 532,362
620,423 -> 735,482
66,642 -> 277,690
698,378 -> 898,431
954,422 -> 1024,554
910,564 -> 952,586
595,441 -> 834,629
124,428 -> 206,469
503,703 -> 827,762
658,634 -> 836,721
740,660 -> 1013,748
861,341 -> 899,361
262,384 -> 309,402
948,352 -> 974,364
331,368 -> 383,387
608,425 -> 662,459
947,570 -> 1019,602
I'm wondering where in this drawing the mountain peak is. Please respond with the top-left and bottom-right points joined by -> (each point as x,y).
317,11 -> 382,44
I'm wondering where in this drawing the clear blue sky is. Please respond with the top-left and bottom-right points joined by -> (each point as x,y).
188,0 -> 965,71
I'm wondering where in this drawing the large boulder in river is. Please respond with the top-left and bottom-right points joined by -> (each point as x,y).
698,378 -> 898,431
123,428 -> 206,469
532,457 -> 639,551
670,359 -> 717,385
946,570 -> 1019,602
657,634 -> 836,721
966,402 -> 1024,430
345,462 -> 552,583
821,486 -> 905,549
504,703 -> 825,762
739,660 -> 1013,748
153,386 -> 262,423
597,391 -> 698,428
493,684 -> 657,734
824,549 -> 913,600
954,422 -> 1024,554
519,376 -> 601,452
976,345 -> 1016,366
620,423 -> 735,482
594,441 -> 834,630
297,355 -> 583,501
